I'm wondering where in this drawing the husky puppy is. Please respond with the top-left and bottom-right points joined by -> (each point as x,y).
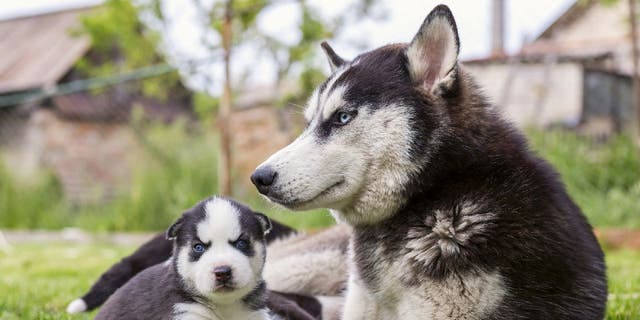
95,196 -> 276,320
66,215 -> 300,315
68,216 -> 349,320
251,4 -> 607,320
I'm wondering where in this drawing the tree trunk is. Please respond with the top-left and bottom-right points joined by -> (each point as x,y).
218,0 -> 233,196
629,0 -> 640,146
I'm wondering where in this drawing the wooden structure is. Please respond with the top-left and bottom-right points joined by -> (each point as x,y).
0,8 -> 92,94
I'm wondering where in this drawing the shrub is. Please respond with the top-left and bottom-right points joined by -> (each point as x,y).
0,121 -> 335,231
527,130 -> 640,228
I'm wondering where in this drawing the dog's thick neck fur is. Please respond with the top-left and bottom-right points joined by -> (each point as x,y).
174,283 -> 269,320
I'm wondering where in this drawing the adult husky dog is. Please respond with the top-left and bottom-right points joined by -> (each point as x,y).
251,4 -> 607,319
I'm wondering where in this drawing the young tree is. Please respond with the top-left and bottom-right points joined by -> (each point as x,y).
219,0 -> 234,196
82,0 -> 383,195
142,0 -> 382,195
75,0 -> 185,100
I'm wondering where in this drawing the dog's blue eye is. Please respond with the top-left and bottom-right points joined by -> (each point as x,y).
234,239 -> 249,251
193,243 -> 205,253
337,112 -> 353,125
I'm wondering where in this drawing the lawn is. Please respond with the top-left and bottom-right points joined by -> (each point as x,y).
0,241 -> 638,319
1,128 -> 639,319
0,242 -> 131,320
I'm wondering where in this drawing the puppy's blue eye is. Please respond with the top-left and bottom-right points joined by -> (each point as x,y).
234,239 -> 249,251
337,112 -> 352,125
193,243 -> 205,253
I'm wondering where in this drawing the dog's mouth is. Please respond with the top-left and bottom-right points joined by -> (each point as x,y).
268,179 -> 345,209
213,283 -> 236,293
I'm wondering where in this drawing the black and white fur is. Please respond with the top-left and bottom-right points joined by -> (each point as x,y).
70,207 -> 348,320
251,4 -> 607,319
95,196 -> 275,320
66,216 -> 300,315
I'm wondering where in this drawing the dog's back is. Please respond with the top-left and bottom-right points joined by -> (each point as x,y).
96,262 -> 181,320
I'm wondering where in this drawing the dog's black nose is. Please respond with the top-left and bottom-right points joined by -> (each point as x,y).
251,166 -> 277,194
214,266 -> 232,282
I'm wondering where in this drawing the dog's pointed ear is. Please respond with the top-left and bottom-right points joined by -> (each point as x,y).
406,5 -> 460,94
255,213 -> 273,236
321,41 -> 346,72
166,216 -> 185,240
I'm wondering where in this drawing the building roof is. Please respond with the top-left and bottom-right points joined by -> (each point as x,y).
535,0 -> 595,41
463,51 -> 613,65
0,7 -> 95,94
466,0 -> 628,70
519,0 -> 630,59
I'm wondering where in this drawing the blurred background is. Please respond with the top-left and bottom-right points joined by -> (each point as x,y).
0,0 -> 639,319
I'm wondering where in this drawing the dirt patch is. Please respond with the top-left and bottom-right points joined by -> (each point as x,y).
595,228 -> 640,250
0,228 -> 155,246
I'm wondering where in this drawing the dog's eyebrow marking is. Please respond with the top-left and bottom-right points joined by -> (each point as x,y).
304,88 -> 321,122
303,65 -> 350,124
321,85 -> 347,121
320,66 -> 348,108
193,236 -> 206,244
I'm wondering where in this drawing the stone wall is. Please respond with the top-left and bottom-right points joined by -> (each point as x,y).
1,105 -> 301,202
1,109 -> 140,204
229,106 -> 301,191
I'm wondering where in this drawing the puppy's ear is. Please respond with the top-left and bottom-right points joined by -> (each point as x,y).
166,216 -> 184,240
321,41 -> 346,72
255,213 -> 273,236
406,5 -> 460,94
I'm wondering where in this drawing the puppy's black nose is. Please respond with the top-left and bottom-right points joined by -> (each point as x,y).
214,266 -> 232,282
251,166 -> 277,194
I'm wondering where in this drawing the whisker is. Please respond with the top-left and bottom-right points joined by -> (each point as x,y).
281,109 -> 305,116
287,102 -> 306,110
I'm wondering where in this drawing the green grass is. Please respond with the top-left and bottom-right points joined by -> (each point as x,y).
527,130 -> 640,228
0,243 -> 133,320
0,243 -> 638,319
0,126 -> 639,318
607,250 -> 640,319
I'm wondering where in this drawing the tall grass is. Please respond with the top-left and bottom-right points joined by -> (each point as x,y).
527,130 -> 640,228
2,126 -> 638,231
0,121 -> 334,231
0,121 -> 217,230
74,121 -> 221,231
0,165 -> 67,229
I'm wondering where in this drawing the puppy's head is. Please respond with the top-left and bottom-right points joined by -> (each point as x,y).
167,196 -> 272,304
